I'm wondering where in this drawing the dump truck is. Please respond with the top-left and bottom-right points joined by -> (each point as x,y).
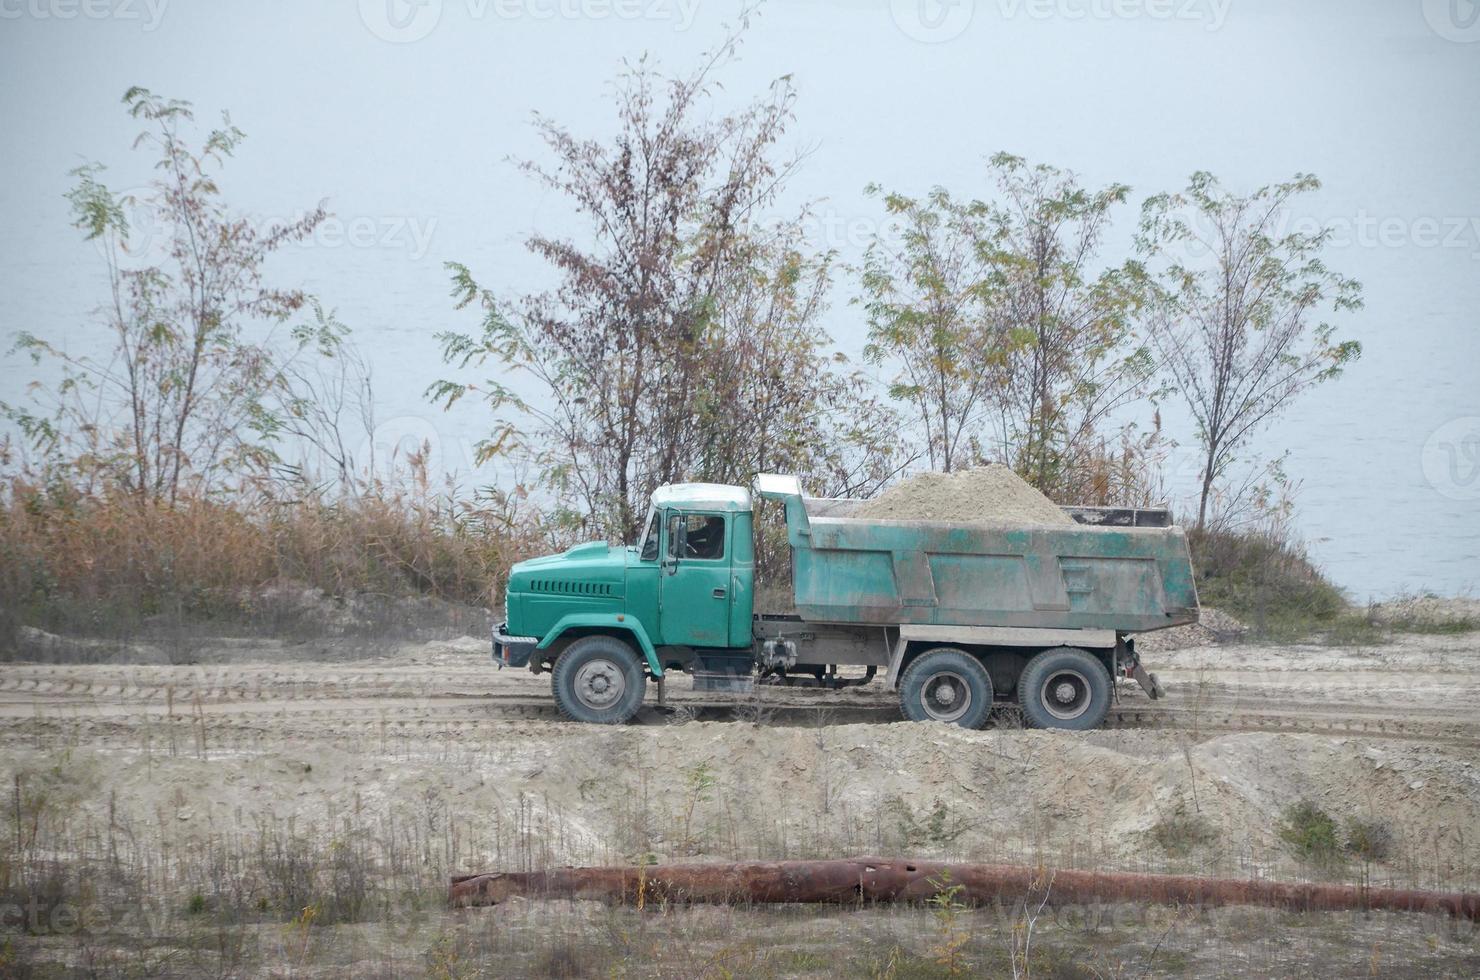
493,473 -> 1199,730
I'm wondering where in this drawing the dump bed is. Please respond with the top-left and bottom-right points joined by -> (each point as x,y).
756,475 -> 1198,634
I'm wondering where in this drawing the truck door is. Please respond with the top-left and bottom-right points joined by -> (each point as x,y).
659,510 -> 733,648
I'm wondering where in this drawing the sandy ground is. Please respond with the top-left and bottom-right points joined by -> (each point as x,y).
3,624 -> 1478,975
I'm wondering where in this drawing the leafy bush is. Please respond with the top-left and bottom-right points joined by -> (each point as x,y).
1277,800 -> 1343,868
1189,527 -> 1350,639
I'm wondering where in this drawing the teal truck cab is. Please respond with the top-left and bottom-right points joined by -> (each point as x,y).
494,474 -> 1198,730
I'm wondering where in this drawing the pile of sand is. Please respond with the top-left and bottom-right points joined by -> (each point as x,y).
1133,606 -> 1248,652
10,725 -> 1477,883
854,465 -> 1073,526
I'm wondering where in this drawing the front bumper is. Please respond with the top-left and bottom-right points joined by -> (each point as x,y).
492,622 -> 538,669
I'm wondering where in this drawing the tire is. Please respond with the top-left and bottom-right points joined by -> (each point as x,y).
551,635 -> 646,724
898,648 -> 994,729
1017,647 -> 1112,731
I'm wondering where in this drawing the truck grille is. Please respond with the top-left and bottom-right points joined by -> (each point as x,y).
530,579 -> 614,596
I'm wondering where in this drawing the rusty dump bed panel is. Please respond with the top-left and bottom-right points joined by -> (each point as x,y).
767,492 -> 1198,634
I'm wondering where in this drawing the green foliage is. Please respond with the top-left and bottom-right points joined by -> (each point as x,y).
860,184 -> 997,473
925,871 -> 971,977
678,761 -> 717,854
9,87 -> 334,504
434,47 -> 907,542
1189,526 -> 1350,640
860,155 -> 1157,499
978,153 -> 1155,494
1278,800 -> 1343,868
884,797 -> 966,851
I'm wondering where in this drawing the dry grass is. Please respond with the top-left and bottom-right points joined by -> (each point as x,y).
0,474 -> 552,655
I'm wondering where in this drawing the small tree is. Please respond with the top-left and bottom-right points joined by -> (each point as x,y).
434,20 -> 900,542
689,231 -> 909,498
859,185 -> 997,472
978,153 -> 1154,497
5,88 -> 334,505
1136,172 -> 1362,528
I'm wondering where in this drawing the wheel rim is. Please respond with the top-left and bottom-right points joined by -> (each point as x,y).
919,670 -> 972,723
573,658 -> 627,711
1039,668 -> 1091,720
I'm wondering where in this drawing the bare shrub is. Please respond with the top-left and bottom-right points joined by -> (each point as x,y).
1149,805 -> 1219,857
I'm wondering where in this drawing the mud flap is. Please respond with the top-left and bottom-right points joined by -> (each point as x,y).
1117,637 -> 1164,700
1130,660 -> 1164,700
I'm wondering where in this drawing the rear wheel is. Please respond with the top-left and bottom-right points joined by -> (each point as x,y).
898,648 -> 994,729
1017,647 -> 1112,731
551,635 -> 646,724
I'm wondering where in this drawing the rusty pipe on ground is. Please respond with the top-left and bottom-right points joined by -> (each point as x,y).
448,857 -> 1479,920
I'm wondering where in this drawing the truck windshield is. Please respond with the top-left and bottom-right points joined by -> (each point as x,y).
638,509 -> 660,561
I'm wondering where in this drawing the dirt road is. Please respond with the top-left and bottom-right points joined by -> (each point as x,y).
4,627 -> 1479,976
3,631 -> 1477,747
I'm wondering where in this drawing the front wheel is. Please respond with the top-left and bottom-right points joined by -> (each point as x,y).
1017,647 -> 1112,731
898,648 -> 994,729
551,635 -> 646,724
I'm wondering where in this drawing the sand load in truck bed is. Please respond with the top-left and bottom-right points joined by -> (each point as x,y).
854,465 -> 1074,526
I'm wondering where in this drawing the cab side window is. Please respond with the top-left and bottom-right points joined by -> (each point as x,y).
667,513 -> 725,560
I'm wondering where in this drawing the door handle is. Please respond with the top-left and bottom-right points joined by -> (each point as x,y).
712,587 -> 726,598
